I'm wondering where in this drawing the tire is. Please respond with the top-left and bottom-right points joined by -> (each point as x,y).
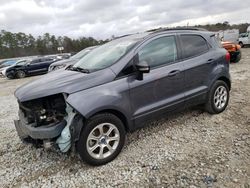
16,70 -> 26,78
239,42 -> 244,48
6,74 -> 14,79
234,51 -> 241,63
205,80 -> 229,114
77,113 -> 126,166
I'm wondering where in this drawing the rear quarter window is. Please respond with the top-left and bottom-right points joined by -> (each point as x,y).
180,35 -> 209,59
211,35 -> 223,48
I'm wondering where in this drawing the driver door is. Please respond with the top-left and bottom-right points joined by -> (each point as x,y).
128,35 -> 185,127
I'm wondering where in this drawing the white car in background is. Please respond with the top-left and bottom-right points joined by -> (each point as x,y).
0,59 -> 29,77
238,32 -> 250,47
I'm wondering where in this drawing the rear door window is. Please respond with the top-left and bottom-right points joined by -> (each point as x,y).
31,59 -> 40,64
211,35 -> 222,48
180,35 -> 209,59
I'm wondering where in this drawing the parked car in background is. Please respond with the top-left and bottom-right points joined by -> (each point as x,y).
57,53 -> 71,59
222,41 -> 241,63
1,59 -> 28,77
48,46 -> 98,72
217,29 -> 239,43
238,32 -> 250,47
5,57 -> 58,79
0,59 -> 10,66
14,28 -> 231,166
0,60 -> 18,68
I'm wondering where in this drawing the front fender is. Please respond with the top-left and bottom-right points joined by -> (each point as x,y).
66,78 -> 133,129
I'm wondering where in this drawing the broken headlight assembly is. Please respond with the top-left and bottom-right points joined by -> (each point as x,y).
19,94 -> 67,127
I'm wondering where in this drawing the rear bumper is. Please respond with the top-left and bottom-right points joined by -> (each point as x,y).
14,119 -> 67,139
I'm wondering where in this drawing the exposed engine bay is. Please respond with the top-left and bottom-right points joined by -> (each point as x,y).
15,93 -> 76,152
19,94 -> 67,127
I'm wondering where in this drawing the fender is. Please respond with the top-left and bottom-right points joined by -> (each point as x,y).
66,77 -> 133,130
207,62 -> 231,91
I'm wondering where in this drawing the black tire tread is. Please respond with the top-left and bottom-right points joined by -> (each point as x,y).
16,70 -> 26,78
205,80 -> 229,114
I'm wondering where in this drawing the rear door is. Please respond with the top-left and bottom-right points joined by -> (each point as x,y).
128,35 -> 185,126
178,34 -> 217,105
26,59 -> 41,74
39,58 -> 55,72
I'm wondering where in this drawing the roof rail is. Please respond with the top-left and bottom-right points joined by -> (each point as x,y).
113,34 -> 133,39
150,27 -> 208,33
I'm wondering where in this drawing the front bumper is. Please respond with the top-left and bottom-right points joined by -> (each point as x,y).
14,119 -> 67,140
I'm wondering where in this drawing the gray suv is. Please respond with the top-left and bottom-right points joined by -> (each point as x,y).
14,28 -> 231,165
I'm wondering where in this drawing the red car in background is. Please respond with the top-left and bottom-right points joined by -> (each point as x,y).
222,41 -> 241,63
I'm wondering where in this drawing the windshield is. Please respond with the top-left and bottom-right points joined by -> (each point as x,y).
73,38 -> 140,71
16,59 -> 31,66
71,48 -> 93,60
3,61 -> 16,66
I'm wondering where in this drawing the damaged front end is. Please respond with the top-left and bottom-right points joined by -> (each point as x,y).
14,93 -> 76,152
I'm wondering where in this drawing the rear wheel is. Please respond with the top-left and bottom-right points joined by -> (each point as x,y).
205,80 -> 229,114
239,42 -> 244,48
16,70 -> 26,78
77,113 -> 126,166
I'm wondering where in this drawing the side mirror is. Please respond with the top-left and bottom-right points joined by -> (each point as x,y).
26,62 -> 31,66
136,61 -> 150,80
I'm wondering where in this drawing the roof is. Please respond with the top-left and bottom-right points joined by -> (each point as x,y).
150,27 -> 208,33
112,27 -> 211,42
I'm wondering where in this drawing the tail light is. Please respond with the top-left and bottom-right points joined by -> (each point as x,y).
225,52 -> 230,63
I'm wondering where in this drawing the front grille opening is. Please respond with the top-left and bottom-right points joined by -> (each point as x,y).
19,94 -> 67,127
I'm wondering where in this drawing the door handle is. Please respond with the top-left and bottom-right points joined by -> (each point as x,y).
168,70 -> 181,77
207,59 -> 214,64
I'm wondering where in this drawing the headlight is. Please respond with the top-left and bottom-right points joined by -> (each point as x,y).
2,69 -> 7,76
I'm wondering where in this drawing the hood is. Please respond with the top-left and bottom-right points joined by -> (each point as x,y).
0,66 -> 9,72
15,68 -> 116,102
50,58 -> 78,67
1,67 -> 8,76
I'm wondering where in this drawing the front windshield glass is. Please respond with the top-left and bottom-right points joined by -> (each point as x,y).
73,37 -> 141,71
3,61 -> 15,66
71,48 -> 93,60
16,59 -> 30,65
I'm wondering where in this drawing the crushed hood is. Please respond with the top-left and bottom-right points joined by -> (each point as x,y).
15,68 -> 116,102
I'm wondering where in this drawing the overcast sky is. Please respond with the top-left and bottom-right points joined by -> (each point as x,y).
0,0 -> 250,39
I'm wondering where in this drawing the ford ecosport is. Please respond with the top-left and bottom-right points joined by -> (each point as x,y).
14,28 -> 231,165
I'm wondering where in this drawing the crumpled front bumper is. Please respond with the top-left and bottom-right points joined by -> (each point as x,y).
14,119 -> 67,140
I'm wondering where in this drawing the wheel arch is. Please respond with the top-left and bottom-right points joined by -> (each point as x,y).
87,109 -> 130,132
71,108 -> 131,143
217,76 -> 231,90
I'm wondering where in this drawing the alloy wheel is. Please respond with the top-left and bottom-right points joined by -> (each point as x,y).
86,123 -> 120,160
214,86 -> 228,109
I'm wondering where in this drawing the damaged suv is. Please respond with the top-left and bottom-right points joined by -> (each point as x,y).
14,28 -> 231,166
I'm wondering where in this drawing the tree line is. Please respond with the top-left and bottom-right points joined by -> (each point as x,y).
196,22 -> 249,33
0,22 -> 249,59
0,31 -> 109,59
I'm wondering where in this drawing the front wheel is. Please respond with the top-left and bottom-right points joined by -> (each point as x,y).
16,70 -> 26,78
205,80 -> 229,114
77,113 -> 126,166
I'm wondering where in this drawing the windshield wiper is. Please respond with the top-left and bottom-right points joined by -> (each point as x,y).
66,65 -> 90,73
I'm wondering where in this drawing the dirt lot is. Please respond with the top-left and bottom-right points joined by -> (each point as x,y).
0,49 -> 249,188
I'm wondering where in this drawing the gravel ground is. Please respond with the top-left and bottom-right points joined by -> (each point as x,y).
0,49 -> 249,188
